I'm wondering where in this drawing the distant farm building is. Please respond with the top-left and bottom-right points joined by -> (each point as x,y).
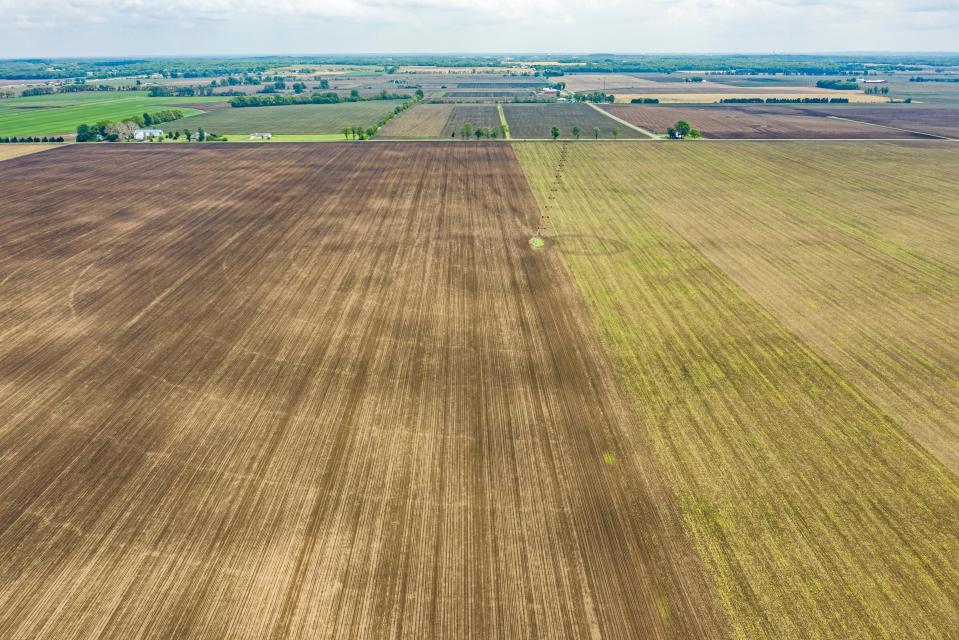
250,132 -> 273,140
858,78 -> 888,84
133,129 -> 163,140
539,88 -> 560,96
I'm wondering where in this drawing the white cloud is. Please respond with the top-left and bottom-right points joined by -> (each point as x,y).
0,0 -> 956,56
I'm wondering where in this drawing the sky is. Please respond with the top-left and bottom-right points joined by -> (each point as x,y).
2,0 -> 958,58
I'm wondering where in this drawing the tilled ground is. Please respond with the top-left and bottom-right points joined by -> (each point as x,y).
0,143 -> 726,639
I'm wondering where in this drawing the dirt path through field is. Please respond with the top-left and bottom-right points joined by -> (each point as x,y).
0,143 -> 726,639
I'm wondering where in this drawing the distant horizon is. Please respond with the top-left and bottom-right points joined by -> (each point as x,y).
4,51 -> 959,62
5,0 -> 958,59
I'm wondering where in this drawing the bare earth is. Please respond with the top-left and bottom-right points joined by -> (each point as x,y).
0,144 -> 726,639
602,104 -> 928,138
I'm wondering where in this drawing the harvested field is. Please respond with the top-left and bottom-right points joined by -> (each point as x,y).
515,140 -> 959,639
0,144 -> 60,161
601,104 -> 927,138
561,73 -> 680,93
455,82 -> 543,89
375,103 -> 454,138
800,106 -> 959,138
0,143 -> 726,639
613,92 -> 887,104
178,100 -> 407,134
503,103 -> 645,139
442,91 -> 534,99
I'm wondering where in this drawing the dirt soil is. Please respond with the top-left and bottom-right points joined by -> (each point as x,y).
602,104 -> 929,138
0,143 -> 727,639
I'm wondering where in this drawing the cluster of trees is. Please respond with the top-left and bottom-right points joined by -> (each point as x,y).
666,120 -> 701,139
75,109 -> 184,142
140,110 -> 184,125
865,85 -> 890,95
209,75 -> 261,87
720,97 -> 850,104
816,79 -> 860,90
20,86 -> 54,97
59,83 -> 117,93
572,91 -> 615,103
230,88 -> 414,108
910,76 -> 959,83
162,128 -> 225,142
147,85 -> 218,97
0,136 -> 65,143
630,98 -> 660,104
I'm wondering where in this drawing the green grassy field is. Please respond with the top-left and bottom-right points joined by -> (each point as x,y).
0,92 -> 228,137
514,140 -> 959,639
179,101 -> 407,135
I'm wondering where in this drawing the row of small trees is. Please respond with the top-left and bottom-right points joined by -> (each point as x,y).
0,136 -> 65,143
341,94 -> 423,139
455,122 -> 507,139
549,125 -> 621,140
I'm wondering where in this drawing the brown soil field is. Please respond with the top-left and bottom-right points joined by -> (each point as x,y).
375,103 -> 455,138
503,103 -> 645,139
602,104 -> 927,138
0,143 -> 727,639
0,144 -> 61,161
800,106 -> 959,138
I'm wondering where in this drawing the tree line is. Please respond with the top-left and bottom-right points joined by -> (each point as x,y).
230,88 -> 418,108
720,97 -> 850,104
816,79 -> 860,90
341,94 -> 422,140
0,136 -> 65,143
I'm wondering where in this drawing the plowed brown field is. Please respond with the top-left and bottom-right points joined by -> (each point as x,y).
0,144 -> 726,639
601,104 -> 927,138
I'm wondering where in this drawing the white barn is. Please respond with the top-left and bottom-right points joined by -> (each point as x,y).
133,129 -> 163,141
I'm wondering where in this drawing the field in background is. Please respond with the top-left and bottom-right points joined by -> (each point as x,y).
375,103 -> 454,138
602,104 -> 927,138
797,105 -> 959,138
441,105 -> 501,137
0,92 -> 228,137
179,100 -> 407,135
0,143 -> 727,639
514,140 -> 959,639
612,92 -> 888,104
503,103 -> 645,138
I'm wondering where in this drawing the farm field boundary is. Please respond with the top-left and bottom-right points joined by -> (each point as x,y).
586,102 -> 656,138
